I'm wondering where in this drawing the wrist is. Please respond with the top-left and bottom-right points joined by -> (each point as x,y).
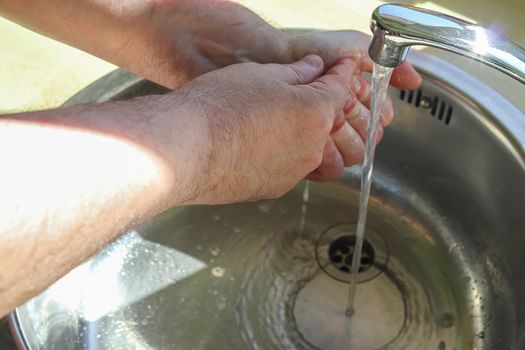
148,92 -> 214,207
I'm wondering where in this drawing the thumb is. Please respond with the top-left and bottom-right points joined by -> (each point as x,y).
264,55 -> 324,85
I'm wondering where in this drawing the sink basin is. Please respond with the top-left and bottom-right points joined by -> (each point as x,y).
9,52 -> 525,350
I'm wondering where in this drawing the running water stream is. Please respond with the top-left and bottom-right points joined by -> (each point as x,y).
346,63 -> 393,316
298,180 -> 310,238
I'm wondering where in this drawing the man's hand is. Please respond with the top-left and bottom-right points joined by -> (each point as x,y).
183,55 -> 362,203
283,30 -> 422,181
289,30 -> 422,90
1,1 -> 422,184
0,56 -> 360,316
0,1 -> 421,90
0,0 -> 425,314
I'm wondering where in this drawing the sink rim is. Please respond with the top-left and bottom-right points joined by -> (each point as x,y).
7,50 -> 525,350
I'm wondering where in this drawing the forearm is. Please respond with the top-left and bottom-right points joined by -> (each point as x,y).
0,94 -> 208,316
0,0 -> 290,88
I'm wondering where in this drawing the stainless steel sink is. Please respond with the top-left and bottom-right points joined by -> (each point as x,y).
8,52 -> 525,350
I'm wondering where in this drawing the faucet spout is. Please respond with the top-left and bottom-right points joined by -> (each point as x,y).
369,3 -> 525,84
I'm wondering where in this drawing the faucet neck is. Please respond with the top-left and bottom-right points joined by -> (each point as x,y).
369,4 -> 525,84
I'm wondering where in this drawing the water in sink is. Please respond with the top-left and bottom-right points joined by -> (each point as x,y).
16,59 -> 518,349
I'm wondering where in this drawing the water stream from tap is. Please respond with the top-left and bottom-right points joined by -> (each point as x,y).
298,180 -> 310,238
346,63 -> 393,316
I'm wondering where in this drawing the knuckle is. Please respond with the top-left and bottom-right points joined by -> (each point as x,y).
306,114 -> 332,137
311,150 -> 324,168
299,100 -> 332,134
300,150 -> 323,171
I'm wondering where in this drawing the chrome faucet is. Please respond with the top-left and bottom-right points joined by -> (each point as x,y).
368,3 -> 525,84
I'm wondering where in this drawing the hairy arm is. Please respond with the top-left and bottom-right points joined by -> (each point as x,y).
0,94 -> 209,316
0,0 -> 290,88
0,56 -> 358,317
0,0 -> 422,90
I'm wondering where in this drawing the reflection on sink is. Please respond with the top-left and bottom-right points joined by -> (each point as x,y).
38,231 -> 207,322
10,52 -> 525,350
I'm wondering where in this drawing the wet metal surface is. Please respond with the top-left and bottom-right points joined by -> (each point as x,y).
9,53 -> 525,350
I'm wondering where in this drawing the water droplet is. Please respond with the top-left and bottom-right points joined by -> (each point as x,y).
233,227 -> 242,234
217,295 -> 228,310
257,202 -> 272,213
477,331 -> 485,339
196,245 -> 203,251
212,214 -> 221,221
209,246 -> 221,256
212,266 -> 225,277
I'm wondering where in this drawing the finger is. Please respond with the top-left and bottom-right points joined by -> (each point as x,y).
351,75 -> 394,127
331,122 -> 365,166
323,57 -> 358,85
344,99 -> 370,142
264,54 -> 325,85
288,29 -> 420,90
332,111 -> 346,133
307,138 -> 345,181
375,125 -> 385,145
390,61 -> 422,90
381,96 -> 394,126
291,30 -> 373,71
305,58 -> 358,117
352,75 -> 371,108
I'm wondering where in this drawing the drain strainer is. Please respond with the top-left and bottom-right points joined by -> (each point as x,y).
315,223 -> 389,283
328,235 -> 375,273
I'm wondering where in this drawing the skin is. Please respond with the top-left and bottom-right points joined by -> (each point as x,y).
0,0 -> 422,317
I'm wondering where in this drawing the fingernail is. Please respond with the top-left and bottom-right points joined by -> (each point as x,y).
302,55 -> 323,69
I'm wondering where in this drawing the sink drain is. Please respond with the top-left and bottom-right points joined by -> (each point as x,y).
328,235 -> 375,273
315,223 -> 389,283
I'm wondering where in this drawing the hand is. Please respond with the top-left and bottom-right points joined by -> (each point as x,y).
171,27 -> 423,183
289,30 -> 422,90
179,55 -> 361,203
287,30 -> 423,181
1,0 -> 421,186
